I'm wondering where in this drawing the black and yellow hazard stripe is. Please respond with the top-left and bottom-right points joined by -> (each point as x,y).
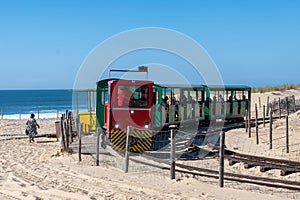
111,129 -> 152,152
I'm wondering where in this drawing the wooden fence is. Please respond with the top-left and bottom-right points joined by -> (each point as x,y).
267,95 -> 296,117
55,110 -> 76,152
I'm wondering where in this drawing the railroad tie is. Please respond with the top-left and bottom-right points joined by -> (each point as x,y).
260,166 -> 272,172
244,162 -> 258,169
228,159 -> 239,166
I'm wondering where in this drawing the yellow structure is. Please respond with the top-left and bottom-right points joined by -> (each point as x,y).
78,112 -> 96,132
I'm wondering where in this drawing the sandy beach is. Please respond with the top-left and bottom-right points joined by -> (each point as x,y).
0,89 -> 300,199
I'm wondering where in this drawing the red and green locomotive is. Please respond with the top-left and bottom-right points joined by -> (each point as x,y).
96,68 -> 251,153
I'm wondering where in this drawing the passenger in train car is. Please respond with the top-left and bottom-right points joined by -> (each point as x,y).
117,87 -> 125,106
171,96 -> 179,121
187,95 -> 196,104
242,95 -> 249,110
162,96 -> 169,108
212,96 -> 217,103
117,86 -> 132,107
205,96 -> 212,102
233,95 -> 239,101
188,96 -> 196,117
218,94 -> 224,103
162,96 -> 169,122
218,94 -> 225,114
180,95 -> 187,107
228,95 -> 233,113
212,96 -> 217,115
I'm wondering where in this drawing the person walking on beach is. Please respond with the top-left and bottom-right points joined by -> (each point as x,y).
26,113 -> 40,143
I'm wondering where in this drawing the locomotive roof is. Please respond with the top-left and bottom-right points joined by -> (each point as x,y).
97,78 -> 153,83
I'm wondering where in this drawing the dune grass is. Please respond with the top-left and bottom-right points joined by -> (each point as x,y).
252,84 -> 300,93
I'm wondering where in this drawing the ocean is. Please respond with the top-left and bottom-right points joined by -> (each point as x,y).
0,90 -> 73,119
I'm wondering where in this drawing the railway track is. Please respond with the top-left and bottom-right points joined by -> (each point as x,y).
131,152 -> 300,191
224,150 -> 300,176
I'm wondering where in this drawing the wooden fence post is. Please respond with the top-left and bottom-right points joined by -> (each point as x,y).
255,104 -> 259,145
248,108 -> 251,138
263,105 -> 265,127
259,97 -> 261,108
245,109 -> 248,133
219,131 -> 225,188
1,108 -> 3,119
124,126 -> 132,173
269,105 -> 273,150
286,115 -> 289,153
55,121 -> 60,141
292,95 -> 296,112
78,123 -> 82,162
278,98 -> 281,118
68,112 -> 73,144
60,115 -> 66,151
64,119 -> 69,150
96,127 -> 100,166
286,97 -> 289,116
266,96 -> 269,116
170,125 -> 177,180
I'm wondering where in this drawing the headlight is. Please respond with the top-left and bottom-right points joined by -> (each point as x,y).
130,110 -> 134,114
144,122 -> 149,129
114,122 -> 120,129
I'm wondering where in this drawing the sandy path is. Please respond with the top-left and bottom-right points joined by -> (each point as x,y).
1,89 -> 300,200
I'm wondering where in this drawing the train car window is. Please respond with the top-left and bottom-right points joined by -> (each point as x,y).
152,87 -> 158,104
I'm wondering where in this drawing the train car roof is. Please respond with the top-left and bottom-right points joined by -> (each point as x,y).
154,83 -> 207,89
207,85 -> 251,91
154,83 -> 251,91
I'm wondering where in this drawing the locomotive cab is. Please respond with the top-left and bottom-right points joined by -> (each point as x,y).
96,79 -> 153,152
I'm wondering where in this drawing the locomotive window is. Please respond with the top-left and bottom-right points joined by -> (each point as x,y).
101,87 -> 108,105
117,85 -> 148,107
130,86 -> 148,107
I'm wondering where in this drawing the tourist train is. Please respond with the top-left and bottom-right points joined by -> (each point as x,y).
96,67 -> 251,152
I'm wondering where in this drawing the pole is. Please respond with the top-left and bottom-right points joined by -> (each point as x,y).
286,115 -> 289,153
170,125 -> 177,180
286,97 -> 289,116
78,123 -> 82,162
266,96 -> 269,116
60,115 -> 66,151
255,104 -> 259,144
278,98 -> 281,118
292,95 -> 296,112
269,106 -> 273,150
124,126 -> 132,173
64,119 -> 69,150
1,108 -> 3,119
248,108 -> 251,138
96,127 -> 100,166
245,109 -> 248,133
263,105 -> 265,127
219,131 -> 225,188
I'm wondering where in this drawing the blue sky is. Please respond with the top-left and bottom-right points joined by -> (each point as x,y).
0,0 -> 299,89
